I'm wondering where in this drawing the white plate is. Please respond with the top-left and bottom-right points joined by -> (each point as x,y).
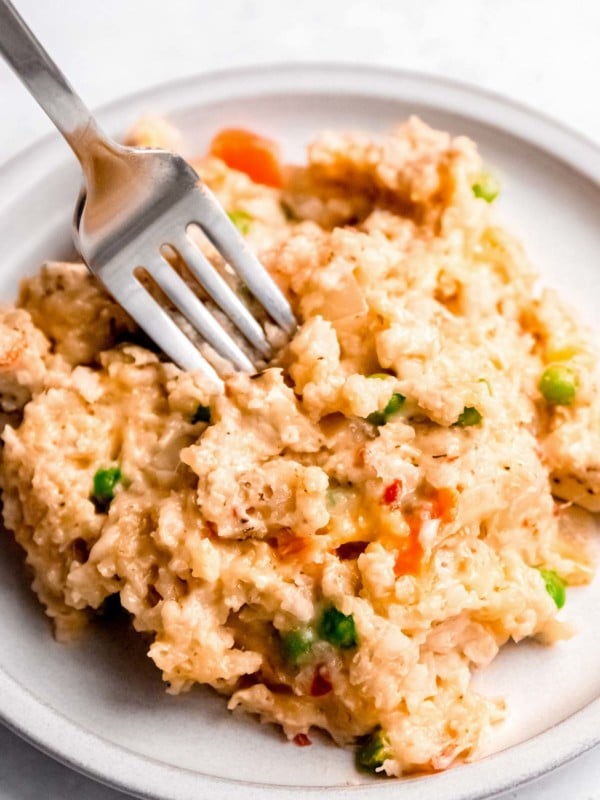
0,64 -> 599,800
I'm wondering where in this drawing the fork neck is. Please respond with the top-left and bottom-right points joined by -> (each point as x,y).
0,0 -> 117,172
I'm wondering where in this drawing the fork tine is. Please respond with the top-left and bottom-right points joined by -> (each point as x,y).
171,233 -> 272,359
188,185 -> 297,334
101,271 -> 223,386
146,254 -> 256,372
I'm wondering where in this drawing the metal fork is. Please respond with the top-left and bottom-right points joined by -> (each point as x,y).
0,1 -> 296,388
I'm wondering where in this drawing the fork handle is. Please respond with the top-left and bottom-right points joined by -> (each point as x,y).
0,0 -> 110,167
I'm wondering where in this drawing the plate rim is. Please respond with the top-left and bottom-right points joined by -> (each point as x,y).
1,61 -> 598,195
0,62 -> 599,800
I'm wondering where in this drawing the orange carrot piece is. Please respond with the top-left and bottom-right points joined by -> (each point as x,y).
431,487 -> 458,523
209,127 -> 284,187
394,536 -> 423,576
394,518 -> 424,577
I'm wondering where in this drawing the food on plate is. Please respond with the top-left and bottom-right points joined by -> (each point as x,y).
1,116 -> 598,777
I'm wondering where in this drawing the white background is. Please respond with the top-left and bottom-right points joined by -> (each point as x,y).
0,1 -> 599,798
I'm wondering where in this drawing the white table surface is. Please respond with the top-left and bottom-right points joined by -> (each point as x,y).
0,1 -> 599,798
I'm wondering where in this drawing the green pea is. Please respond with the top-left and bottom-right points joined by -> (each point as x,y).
280,627 -> 316,665
367,392 -> 406,426
227,209 -> 252,235
355,727 -> 392,774
454,406 -> 482,427
192,404 -> 211,423
472,172 -> 500,203
538,568 -> 566,609
383,393 -> 405,416
92,467 -> 122,510
318,606 -> 358,649
367,410 -> 386,426
538,364 -> 578,406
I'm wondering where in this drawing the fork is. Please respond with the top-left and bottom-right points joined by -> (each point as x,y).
0,0 -> 296,388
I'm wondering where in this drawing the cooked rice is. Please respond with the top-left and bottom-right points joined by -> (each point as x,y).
1,117 -> 598,776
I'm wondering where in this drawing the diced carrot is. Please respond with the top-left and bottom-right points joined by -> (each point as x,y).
380,481 -> 455,576
394,527 -> 423,577
430,487 -> 458,523
280,536 -> 310,559
209,128 -> 284,187
269,531 -> 311,560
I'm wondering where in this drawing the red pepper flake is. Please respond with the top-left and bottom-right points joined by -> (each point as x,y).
310,665 -> 333,697
383,479 -> 403,506
336,540 -> 369,560
294,733 -> 312,747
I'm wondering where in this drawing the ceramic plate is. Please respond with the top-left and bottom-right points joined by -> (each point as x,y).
0,64 -> 599,800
